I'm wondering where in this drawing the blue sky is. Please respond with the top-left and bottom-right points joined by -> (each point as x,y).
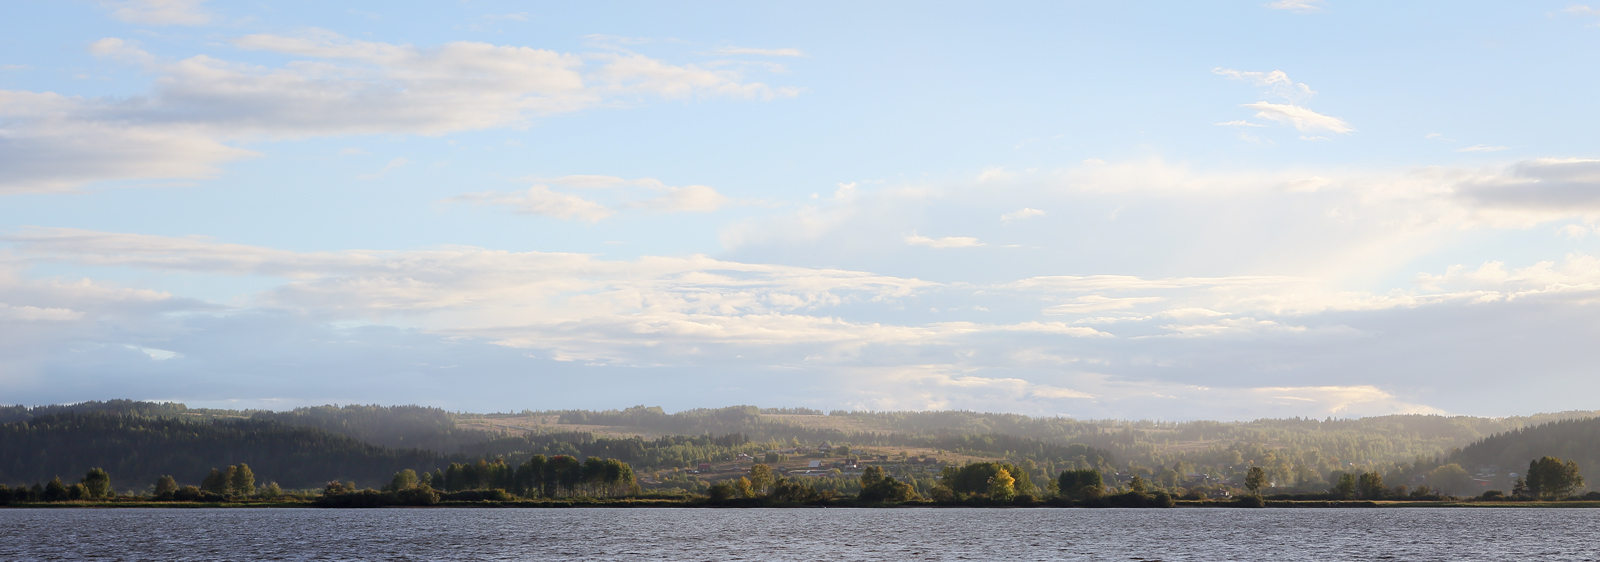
4,0 -> 1600,419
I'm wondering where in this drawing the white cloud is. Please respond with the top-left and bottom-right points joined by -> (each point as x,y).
454,176 -> 730,218
632,185 -> 729,213
1565,5 -> 1600,18
14,221 -> 1600,417
1243,386 -> 1442,416
1214,120 -> 1266,127
101,0 -> 211,26
0,303 -> 84,321
905,233 -> 985,248
536,175 -> 668,189
1215,68 -> 1349,135
709,47 -> 806,57
1,228 -> 1127,368
1457,144 -> 1510,153
1454,158 -> 1600,212
357,157 -> 409,180
1213,67 -> 1316,103
1042,295 -> 1166,314
1001,208 -> 1046,222
977,167 -> 1014,182
0,30 -> 797,193
589,53 -> 800,100
1264,0 -> 1325,13
1244,102 -> 1353,134
450,186 -> 614,222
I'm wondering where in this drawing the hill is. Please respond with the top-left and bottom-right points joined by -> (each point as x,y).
9,399 -> 1600,497
250,404 -> 495,452
1453,417 -> 1600,485
0,412 -> 448,491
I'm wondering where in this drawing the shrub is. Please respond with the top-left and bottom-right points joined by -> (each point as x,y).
439,489 -> 513,502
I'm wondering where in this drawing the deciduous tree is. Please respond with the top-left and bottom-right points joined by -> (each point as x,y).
1245,466 -> 1266,494
81,467 -> 112,499
988,468 -> 1016,501
1526,456 -> 1584,500
230,464 -> 256,497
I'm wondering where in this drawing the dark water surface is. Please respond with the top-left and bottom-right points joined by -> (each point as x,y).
2,507 -> 1598,561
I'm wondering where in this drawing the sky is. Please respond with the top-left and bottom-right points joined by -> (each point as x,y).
4,0 -> 1600,419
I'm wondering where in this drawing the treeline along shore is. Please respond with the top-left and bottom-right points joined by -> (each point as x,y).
4,400 -> 1600,508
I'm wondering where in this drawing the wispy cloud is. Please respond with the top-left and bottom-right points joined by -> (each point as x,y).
448,186 -> 613,222
1215,68 -> 1351,135
1245,102 -> 1353,134
1265,0 -> 1325,13
0,30 -> 800,194
906,232 -> 985,248
449,176 -> 730,219
1213,68 -> 1316,103
356,157 -> 409,180
1215,120 -> 1266,127
1565,5 -> 1600,17
100,0 -> 211,25
709,47 -> 806,57
1457,144 -> 1510,153
1001,208 -> 1046,223
629,185 -> 729,213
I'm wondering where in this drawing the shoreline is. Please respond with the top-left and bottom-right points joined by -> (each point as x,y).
7,499 -> 1600,509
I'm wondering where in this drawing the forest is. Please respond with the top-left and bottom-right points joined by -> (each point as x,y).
4,400 -> 1600,505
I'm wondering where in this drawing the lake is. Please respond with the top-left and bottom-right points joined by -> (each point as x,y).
2,507 -> 1597,561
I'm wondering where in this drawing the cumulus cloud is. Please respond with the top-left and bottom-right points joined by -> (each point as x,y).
0,31 -> 797,193
101,0 -> 211,25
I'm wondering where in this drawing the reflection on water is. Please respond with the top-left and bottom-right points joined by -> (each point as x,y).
3,507 -> 1598,561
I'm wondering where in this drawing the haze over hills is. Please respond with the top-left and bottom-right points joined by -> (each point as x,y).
4,400 -> 1599,497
